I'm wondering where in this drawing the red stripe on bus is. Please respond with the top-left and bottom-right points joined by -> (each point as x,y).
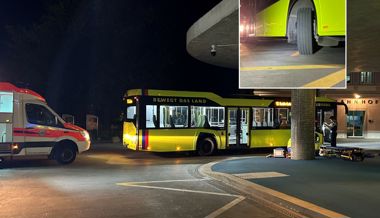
145,130 -> 149,150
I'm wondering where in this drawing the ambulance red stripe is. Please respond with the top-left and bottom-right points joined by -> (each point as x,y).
13,128 -> 86,141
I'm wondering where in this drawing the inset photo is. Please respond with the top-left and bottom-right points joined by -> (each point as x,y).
239,0 -> 346,88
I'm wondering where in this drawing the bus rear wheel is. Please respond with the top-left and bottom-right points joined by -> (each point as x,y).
197,137 -> 215,156
296,8 -> 316,55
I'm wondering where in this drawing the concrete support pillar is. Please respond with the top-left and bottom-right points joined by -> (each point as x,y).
291,89 -> 316,160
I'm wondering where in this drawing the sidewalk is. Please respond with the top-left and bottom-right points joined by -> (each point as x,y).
199,152 -> 380,218
336,138 -> 380,150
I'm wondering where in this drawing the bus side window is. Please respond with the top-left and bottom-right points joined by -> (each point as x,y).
191,106 -> 224,128
159,105 -> 188,128
153,115 -> 158,128
169,115 -> 175,128
203,115 -> 210,128
253,108 -> 274,128
146,105 -> 158,128
276,108 -> 290,128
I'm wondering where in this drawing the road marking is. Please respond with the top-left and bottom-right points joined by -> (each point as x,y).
117,183 -> 242,198
117,179 -> 246,217
240,64 -> 344,71
120,178 -> 210,185
205,196 -> 245,218
199,160 -> 349,218
303,68 -> 346,88
234,172 -> 288,179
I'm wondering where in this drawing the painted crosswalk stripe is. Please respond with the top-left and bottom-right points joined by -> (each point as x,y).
234,172 -> 289,179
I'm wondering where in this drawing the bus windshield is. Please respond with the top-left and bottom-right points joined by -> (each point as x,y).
126,106 -> 136,120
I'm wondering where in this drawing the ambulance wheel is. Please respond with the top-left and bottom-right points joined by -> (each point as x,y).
55,143 -> 77,164
197,137 -> 215,156
296,8 -> 316,55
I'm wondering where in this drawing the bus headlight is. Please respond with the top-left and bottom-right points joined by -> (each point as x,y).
80,130 -> 90,141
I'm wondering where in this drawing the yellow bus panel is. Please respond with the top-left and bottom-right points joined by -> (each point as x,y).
250,129 -> 290,148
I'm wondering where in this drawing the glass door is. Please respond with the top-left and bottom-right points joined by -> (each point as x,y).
317,109 -> 335,142
227,108 -> 250,147
240,108 -> 249,145
228,108 -> 237,145
347,111 -> 365,137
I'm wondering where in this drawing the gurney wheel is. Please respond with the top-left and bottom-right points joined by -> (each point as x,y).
352,154 -> 364,162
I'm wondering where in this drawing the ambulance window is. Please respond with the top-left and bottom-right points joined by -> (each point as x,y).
26,104 -> 57,126
0,92 -> 13,113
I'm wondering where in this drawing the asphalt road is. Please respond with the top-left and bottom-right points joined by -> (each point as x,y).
239,39 -> 346,88
213,153 -> 380,218
0,143 -> 286,218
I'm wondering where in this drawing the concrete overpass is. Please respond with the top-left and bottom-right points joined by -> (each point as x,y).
186,0 -> 238,69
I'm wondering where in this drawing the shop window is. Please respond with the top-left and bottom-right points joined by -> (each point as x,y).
146,105 -> 158,128
346,72 -> 351,84
360,72 -> 374,84
160,106 -> 188,128
0,92 -> 13,113
252,108 -> 273,127
191,106 -> 224,128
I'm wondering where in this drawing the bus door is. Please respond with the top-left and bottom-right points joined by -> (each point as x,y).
317,108 -> 335,142
123,99 -> 139,150
0,91 -> 14,155
227,108 -> 250,147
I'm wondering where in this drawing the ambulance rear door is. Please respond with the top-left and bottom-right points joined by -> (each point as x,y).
0,91 -> 14,155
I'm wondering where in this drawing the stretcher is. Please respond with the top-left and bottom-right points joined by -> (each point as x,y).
319,145 -> 365,161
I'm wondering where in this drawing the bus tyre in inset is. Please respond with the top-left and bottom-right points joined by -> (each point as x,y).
296,8 -> 316,55
55,143 -> 77,164
197,137 -> 215,156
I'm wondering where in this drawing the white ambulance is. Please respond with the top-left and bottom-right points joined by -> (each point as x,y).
0,83 -> 91,164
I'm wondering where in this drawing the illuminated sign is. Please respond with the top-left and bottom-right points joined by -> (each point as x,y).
340,99 -> 379,105
275,101 -> 291,107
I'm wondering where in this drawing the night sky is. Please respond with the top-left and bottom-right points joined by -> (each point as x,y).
0,0 -> 240,130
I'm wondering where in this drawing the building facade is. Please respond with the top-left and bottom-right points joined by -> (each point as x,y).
321,72 -> 380,139
254,72 -> 380,139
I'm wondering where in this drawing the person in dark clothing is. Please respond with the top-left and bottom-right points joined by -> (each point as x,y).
324,116 -> 338,147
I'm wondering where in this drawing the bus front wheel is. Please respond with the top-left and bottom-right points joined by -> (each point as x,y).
296,8 -> 316,55
197,137 -> 215,156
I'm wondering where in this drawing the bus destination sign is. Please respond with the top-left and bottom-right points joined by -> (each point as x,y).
152,97 -> 207,104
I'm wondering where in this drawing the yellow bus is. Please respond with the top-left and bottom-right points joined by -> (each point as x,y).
240,0 -> 346,54
123,89 -> 345,155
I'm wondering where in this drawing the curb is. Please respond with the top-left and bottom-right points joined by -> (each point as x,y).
198,157 -> 349,218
